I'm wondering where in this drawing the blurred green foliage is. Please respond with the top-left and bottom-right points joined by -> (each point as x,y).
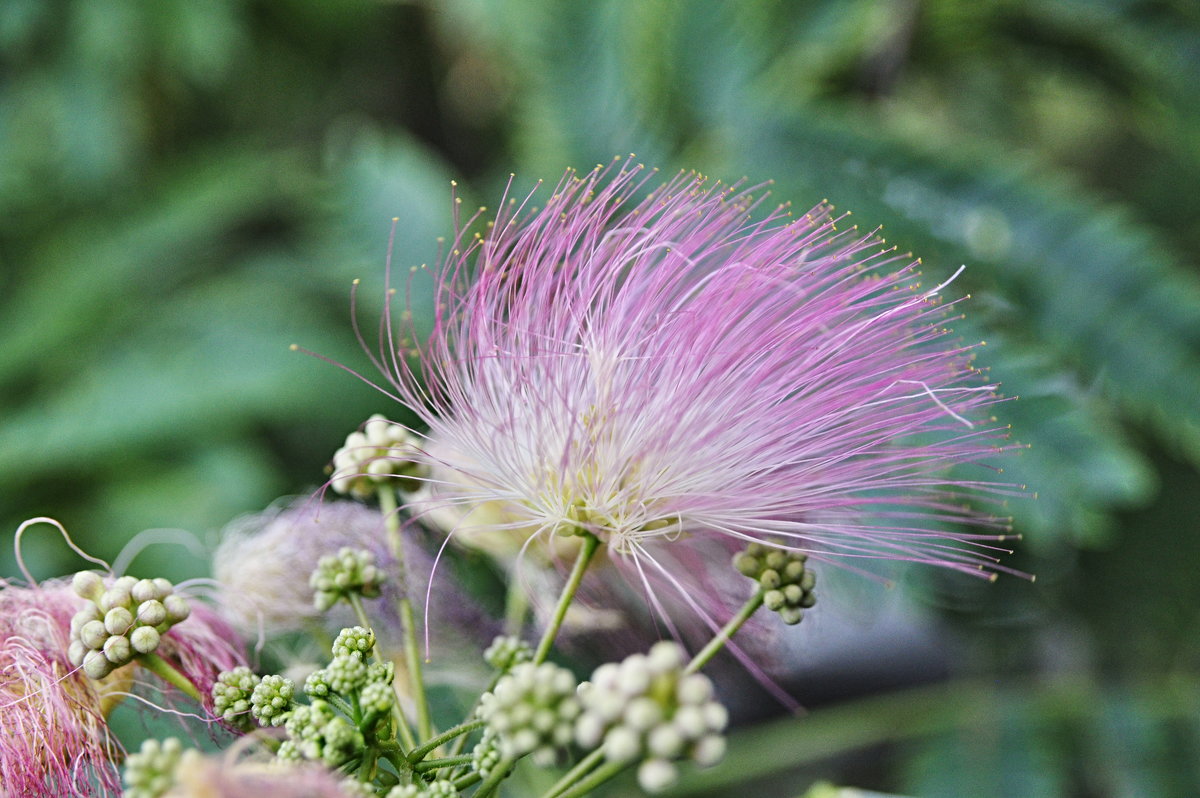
2,0 -> 1198,795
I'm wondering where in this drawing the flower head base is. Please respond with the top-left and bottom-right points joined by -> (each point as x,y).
380,162 -> 1020,626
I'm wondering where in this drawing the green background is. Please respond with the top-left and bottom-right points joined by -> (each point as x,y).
2,1 -> 1198,795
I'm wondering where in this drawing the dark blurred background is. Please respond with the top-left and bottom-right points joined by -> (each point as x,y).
2,1 -> 1198,795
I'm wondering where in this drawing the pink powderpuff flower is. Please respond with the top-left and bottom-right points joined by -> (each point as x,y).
368,161 -> 1022,629
0,578 -> 123,796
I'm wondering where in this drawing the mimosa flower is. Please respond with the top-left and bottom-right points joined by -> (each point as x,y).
372,162 -> 1020,625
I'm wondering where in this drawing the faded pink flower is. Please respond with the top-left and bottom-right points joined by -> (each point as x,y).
371,163 -> 1020,625
164,745 -> 354,798
0,579 -> 123,796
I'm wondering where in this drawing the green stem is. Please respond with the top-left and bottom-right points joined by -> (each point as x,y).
399,596 -> 433,742
413,754 -> 475,773
555,759 -> 627,798
379,484 -> 434,743
346,592 -> 374,635
453,771 -> 483,791
357,748 -> 377,781
533,532 -> 600,665
685,588 -> 765,675
407,719 -> 486,764
473,756 -> 515,798
139,652 -> 202,703
541,749 -> 604,798
504,575 -> 530,636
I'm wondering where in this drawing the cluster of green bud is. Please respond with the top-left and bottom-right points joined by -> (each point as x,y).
306,656 -> 393,704
272,625 -> 397,772
386,780 -> 459,798
251,674 -> 296,726
470,730 -> 502,778
211,666 -> 261,730
67,571 -> 191,679
282,699 -> 364,767
575,642 -> 728,793
122,737 -> 185,798
483,635 -> 533,672
477,662 -> 581,765
733,543 -> 816,625
333,625 -> 376,658
310,547 -> 385,612
330,414 -> 427,498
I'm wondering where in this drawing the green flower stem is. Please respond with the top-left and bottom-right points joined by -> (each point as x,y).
138,652 -> 202,703
346,592 -> 374,636
473,756 -> 515,798
381,747 -> 409,776
357,748 -> 378,781
533,532 -> 601,665
378,484 -> 434,743
413,754 -> 475,773
504,575 -> 530,636
452,771 -> 483,791
554,759 -> 627,798
407,719 -> 486,765
541,749 -> 604,798
685,587 -> 765,675
329,694 -> 358,721
399,595 -> 433,742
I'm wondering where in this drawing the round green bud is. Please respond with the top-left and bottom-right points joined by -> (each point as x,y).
764,550 -> 788,571
732,552 -> 760,577
72,571 -> 105,602
762,589 -> 786,611
82,649 -> 114,679
104,606 -> 134,636
801,570 -> 816,591
67,639 -> 88,667
79,620 -> 109,650
137,600 -> 167,627
131,579 -> 160,604
130,625 -> 161,654
778,607 -> 804,625
759,569 -> 781,589
163,595 -> 190,624
70,605 -> 101,636
602,725 -> 641,763
103,634 -> 132,664
783,559 -> 806,580
676,674 -> 713,705
98,586 -> 131,613
692,734 -> 726,767
647,724 -> 685,759
638,758 -> 678,792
